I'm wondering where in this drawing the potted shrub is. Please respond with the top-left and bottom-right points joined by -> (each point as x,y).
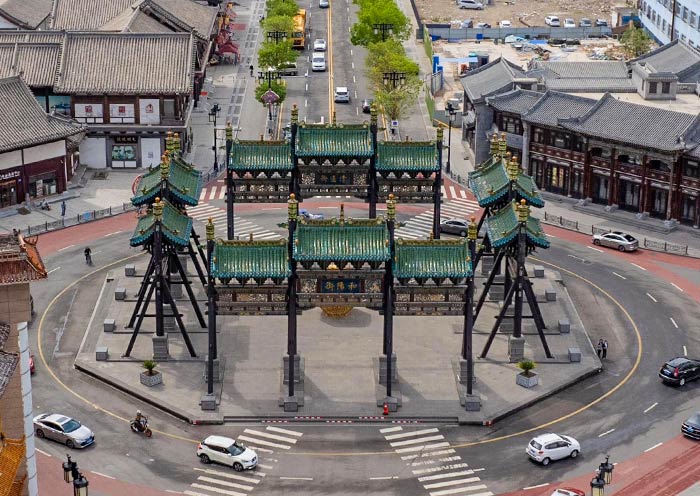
516,359 -> 538,388
140,359 -> 162,387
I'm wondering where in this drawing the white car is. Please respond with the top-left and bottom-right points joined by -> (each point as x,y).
564,18 -> 576,28
197,435 -> 258,471
319,0 -> 329,7
456,0 -> 483,9
33,413 -> 95,449
551,489 -> 585,496
591,231 -> 638,251
544,15 -> 560,26
313,38 -> 327,51
498,20 -> 512,28
299,209 -> 324,220
526,433 -> 580,466
311,52 -> 326,71
334,86 -> 350,103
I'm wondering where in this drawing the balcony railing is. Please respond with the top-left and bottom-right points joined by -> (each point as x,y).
0,434 -> 26,496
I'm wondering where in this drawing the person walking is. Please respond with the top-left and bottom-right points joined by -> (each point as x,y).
84,247 -> 92,265
60,200 -> 66,217
602,339 -> 608,359
596,339 -> 603,359
249,64 -> 254,77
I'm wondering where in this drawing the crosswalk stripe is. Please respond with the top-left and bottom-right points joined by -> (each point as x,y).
190,483 -> 246,496
425,477 -> 481,490
384,428 -> 439,440
193,468 -> 261,483
396,232 -> 421,239
266,426 -> 303,437
429,486 -> 490,496
460,190 -> 467,199
219,188 -> 226,200
257,463 -> 274,470
441,186 -> 446,196
186,491 -> 223,496
244,429 -> 298,444
209,187 -> 218,200
401,449 -> 456,460
380,426 -> 403,433
395,442 -> 451,454
418,470 -> 475,482
197,476 -> 254,491
390,435 -> 445,447
413,463 -> 469,475
238,436 -> 292,449
449,186 -> 456,198
242,444 -> 274,453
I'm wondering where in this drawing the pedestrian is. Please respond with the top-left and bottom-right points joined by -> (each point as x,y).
60,200 -> 66,217
596,339 -> 603,359
602,339 -> 608,359
84,246 -> 92,265
249,64 -> 254,77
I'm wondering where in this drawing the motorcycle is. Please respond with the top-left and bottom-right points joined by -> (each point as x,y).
130,418 -> 152,437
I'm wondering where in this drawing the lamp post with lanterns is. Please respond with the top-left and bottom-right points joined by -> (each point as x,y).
267,30 -> 288,43
63,455 -> 89,496
590,454 -> 614,496
208,103 -> 221,172
446,101 -> 457,175
373,23 -> 394,41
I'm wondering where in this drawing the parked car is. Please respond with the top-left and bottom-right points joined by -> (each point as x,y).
311,53 -> 326,71
591,231 -> 638,251
595,18 -> 608,27
361,99 -> 374,113
659,357 -> 700,387
564,18 -> 576,28
334,86 -> 350,103
34,413 -> 95,449
440,219 -> 470,237
475,22 -> 491,28
275,62 -> 298,76
299,209 -> 325,220
460,19 -> 473,28
551,489 -> 585,496
498,20 -> 512,28
579,18 -> 592,27
313,38 -> 327,51
319,0 -> 329,7
681,412 -> 700,440
526,433 -> 580,466
197,435 -> 258,471
544,15 -> 560,26
456,0 -> 483,9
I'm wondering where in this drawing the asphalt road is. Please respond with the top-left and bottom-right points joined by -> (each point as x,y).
30,203 -> 700,496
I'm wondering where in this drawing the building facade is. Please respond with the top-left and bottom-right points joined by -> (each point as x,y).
638,0 -> 700,46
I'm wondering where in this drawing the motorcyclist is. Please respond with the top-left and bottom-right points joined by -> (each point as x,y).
135,410 -> 147,430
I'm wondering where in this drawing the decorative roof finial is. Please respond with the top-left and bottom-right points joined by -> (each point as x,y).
498,133 -> 507,157
387,193 -> 396,221
206,218 -> 215,240
166,130 -> 173,155
468,215 -> 477,241
507,155 -> 520,181
249,232 -> 254,241
225,122 -> 233,142
339,204 -> 345,223
160,154 -> 169,179
517,199 -> 529,224
490,133 -> 499,157
173,133 -> 181,155
153,197 -> 164,221
437,127 -> 443,143
287,193 -> 299,221
292,104 -> 298,124
370,104 -> 378,125
332,111 -> 336,126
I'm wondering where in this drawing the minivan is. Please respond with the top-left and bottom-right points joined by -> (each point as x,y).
311,53 -> 326,72
273,62 -> 298,76
456,0 -> 483,9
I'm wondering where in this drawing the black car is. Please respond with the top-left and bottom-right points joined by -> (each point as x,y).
682,412 -> 700,440
595,19 -> 608,27
659,357 -> 700,386
362,99 -> 374,113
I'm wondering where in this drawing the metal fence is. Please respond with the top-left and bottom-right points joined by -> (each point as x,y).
542,212 -> 690,256
22,203 -> 137,236
424,24 -> 612,41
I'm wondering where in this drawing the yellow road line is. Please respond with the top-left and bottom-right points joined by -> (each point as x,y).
327,5 -> 333,120
37,252 -> 199,445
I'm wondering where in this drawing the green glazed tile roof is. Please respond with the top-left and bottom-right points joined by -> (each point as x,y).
468,157 -> 544,208
484,201 -> 549,249
211,239 -> 291,279
394,239 -> 472,278
293,218 -> 390,261
131,156 -> 202,207
130,199 -> 192,247
229,140 -> 293,171
515,174 -> 544,207
295,124 -> 373,158
376,142 -> 438,171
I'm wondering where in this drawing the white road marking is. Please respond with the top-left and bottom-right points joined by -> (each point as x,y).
369,476 -> 400,480
47,266 -> 61,274
418,470 -> 475,482
58,244 -> 75,251
429,485 -> 490,496
197,476 -> 253,491
671,282 -> 684,292
401,449 -> 456,460
35,448 -> 51,457
243,429 -> 298,444
263,207 -> 283,211
91,471 -> 115,479
523,483 -> 549,490
257,463 -> 274,470
395,442 -> 451,453
189,483 -> 246,496
193,468 -> 260,483
279,477 -> 313,481
598,429 -> 615,437
384,428 -> 440,440
646,292 -> 657,302
670,317 -> 679,328
380,426 -> 403,433
630,262 -> 647,271
390,435 -> 445,447
567,254 -> 585,262
266,426 -> 303,436
104,231 -> 123,237
241,444 -> 275,453
612,271 -> 626,280
644,402 -> 658,413
684,345 -> 688,356
587,246 -> 604,253
644,442 -> 663,452
413,463 -> 469,475
424,477 -> 481,489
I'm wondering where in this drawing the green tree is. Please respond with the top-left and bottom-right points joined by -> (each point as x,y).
257,40 -> 297,70
350,1 -> 411,46
373,77 -> 421,121
262,14 -> 295,37
620,24 -> 652,58
365,40 -> 419,87
255,80 -> 287,105
266,0 -> 298,18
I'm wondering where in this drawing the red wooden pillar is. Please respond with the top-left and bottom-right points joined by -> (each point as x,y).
640,155 -> 648,213
608,148 -> 617,206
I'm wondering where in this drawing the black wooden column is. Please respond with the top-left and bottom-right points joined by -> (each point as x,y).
290,105 -> 300,198
383,195 -> 396,398
287,194 -> 299,398
369,105 -> 379,218
206,219 -> 217,396
462,217 -> 477,395
513,200 -> 527,339
154,199 -> 165,339
226,121 -> 235,240
433,128 -> 443,239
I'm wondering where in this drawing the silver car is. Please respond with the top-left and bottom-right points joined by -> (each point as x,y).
591,231 -> 638,252
33,413 -> 95,449
440,219 -> 470,237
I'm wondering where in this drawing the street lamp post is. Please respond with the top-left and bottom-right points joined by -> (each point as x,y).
373,23 -> 394,41
267,30 -> 288,43
446,102 -> 457,175
599,454 -> 614,484
63,455 -> 89,496
258,70 -> 282,123
208,103 -> 221,173
590,469 -> 605,496
382,71 -> 406,136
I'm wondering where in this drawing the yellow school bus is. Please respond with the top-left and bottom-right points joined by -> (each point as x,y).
292,9 -> 306,49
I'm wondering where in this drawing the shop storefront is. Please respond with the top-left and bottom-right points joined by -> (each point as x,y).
590,171 -> 610,205
680,191 -> 699,226
617,176 -> 642,212
0,169 -> 21,208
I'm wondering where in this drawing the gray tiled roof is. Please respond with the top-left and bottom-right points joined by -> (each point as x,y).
0,30 -> 63,43
631,40 -> 700,82
0,322 -> 9,349
0,76 -> 86,153
559,93 -> 700,151
50,0 -> 135,30
486,88 -> 542,114
522,90 -> 597,127
142,0 -> 218,40
461,57 -> 525,103
544,78 -> 635,92
54,32 -> 195,95
0,350 -> 19,398
0,0 -> 51,28
126,11 -> 173,33
528,61 -> 635,93
0,43 -> 61,87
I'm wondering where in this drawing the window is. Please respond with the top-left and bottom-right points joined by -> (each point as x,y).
662,81 -> 671,93
591,146 -> 612,159
683,159 -> 700,178
649,81 -> 658,93
649,159 -> 671,172
549,131 -> 571,149
498,114 -> 523,135
164,99 -> 175,117
533,127 -> 546,144
682,34 -> 687,42
617,153 -> 642,166
663,19 -> 667,31
691,12 -> 697,26
675,2 -> 681,15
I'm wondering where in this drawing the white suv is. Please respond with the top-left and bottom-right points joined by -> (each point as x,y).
197,435 -> 258,471
544,15 -> 560,26
311,53 -> 326,71
334,86 -> 350,103
526,433 -> 580,466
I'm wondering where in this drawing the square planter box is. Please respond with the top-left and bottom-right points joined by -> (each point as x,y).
140,371 -> 162,387
516,372 -> 538,388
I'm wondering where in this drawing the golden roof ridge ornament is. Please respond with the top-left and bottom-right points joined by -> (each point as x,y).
206,218 -> 215,240
387,193 -> 396,221
159,154 -> 169,180
517,199 -> 529,224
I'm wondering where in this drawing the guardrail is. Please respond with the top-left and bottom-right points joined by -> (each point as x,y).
542,212 -> 690,256
21,203 -> 137,237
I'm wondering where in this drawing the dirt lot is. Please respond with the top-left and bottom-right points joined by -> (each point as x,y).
415,0 -> 629,28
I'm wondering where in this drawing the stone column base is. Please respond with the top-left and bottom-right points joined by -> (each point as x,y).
152,335 -> 170,360
203,356 -> 222,383
508,335 -> 525,362
378,353 -> 398,385
200,393 -> 217,411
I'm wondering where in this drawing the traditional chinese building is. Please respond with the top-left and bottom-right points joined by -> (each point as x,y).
0,0 -> 51,29
0,76 -> 85,208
